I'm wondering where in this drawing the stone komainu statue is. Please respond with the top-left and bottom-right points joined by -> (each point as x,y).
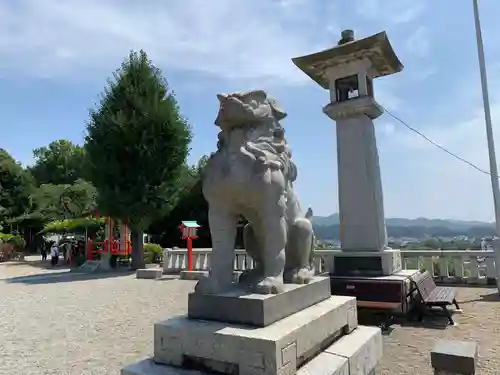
196,90 -> 315,295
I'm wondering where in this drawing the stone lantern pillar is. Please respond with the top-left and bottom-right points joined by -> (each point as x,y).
293,30 -> 404,277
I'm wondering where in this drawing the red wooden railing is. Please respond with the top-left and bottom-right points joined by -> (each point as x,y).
86,239 -> 131,260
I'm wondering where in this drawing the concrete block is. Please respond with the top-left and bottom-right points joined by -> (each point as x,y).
180,270 -> 208,280
297,351 -> 348,375
136,268 -> 163,279
154,295 -> 357,375
188,277 -> 331,327
325,326 -> 382,375
431,340 -> 478,375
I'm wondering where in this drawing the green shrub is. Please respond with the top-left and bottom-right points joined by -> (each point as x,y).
144,243 -> 163,264
0,233 -> 26,250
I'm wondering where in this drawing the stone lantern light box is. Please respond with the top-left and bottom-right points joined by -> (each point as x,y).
292,29 -> 403,119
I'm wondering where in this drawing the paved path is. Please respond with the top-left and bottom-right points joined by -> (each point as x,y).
1,256 -> 500,374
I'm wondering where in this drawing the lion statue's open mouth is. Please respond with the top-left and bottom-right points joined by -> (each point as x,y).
196,90 -> 315,295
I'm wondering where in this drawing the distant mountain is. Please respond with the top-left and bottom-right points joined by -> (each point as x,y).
312,214 -> 494,231
313,214 -> 340,227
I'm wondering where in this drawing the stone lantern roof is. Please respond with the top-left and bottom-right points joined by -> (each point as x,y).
292,30 -> 404,89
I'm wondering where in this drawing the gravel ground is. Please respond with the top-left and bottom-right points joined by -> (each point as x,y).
1,256 -> 499,375
0,256 -> 195,375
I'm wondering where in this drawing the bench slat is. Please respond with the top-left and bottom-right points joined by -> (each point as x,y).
426,287 -> 456,304
412,271 -> 457,305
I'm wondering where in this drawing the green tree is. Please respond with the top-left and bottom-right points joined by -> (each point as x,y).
30,179 -> 97,220
30,140 -> 86,185
85,50 -> 192,269
0,149 -> 33,220
148,156 -> 210,248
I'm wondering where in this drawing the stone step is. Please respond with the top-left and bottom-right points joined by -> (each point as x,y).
298,325 -> 381,375
325,325 -> 382,374
154,295 -> 357,375
122,325 -> 381,375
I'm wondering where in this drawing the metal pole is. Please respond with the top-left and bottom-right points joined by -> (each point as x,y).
473,0 -> 500,288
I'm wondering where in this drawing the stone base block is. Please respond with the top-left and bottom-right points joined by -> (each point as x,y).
298,325 -> 381,375
122,325 -> 380,375
324,325 -> 382,375
180,271 -> 208,281
188,277 -> 331,327
154,295 -> 357,375
330,249 -> 402,277
431,340 -> 478,375
136,268 -> 163,279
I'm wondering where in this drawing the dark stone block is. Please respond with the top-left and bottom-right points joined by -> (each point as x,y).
431,340 -> 478,375
333,256 -> 383,277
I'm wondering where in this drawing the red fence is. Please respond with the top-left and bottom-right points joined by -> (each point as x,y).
86,239 -> 131,260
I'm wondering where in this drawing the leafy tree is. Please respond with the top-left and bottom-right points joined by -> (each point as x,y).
0,149 -> 33,220
30,179 -> 97,220
41,217 -> 105,235
148,156 -> 210,248
85,50 -> 192,269
30,140 -> 86,185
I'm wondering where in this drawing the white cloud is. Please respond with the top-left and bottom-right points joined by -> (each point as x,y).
378,122 -> 396,137
381,84 -> 500,221
0,0 -> 335,84
355,0 -> 425,25
405,27 -> 431,59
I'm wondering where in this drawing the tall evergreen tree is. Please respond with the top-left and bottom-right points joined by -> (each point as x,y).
30,140 -> 86,186
85,50 -> 192,269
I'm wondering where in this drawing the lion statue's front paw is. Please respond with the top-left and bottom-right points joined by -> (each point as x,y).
284,267 -> 315,284
251,276 -> 285,295
194,276 -> 225,295
238,268 -> 263,286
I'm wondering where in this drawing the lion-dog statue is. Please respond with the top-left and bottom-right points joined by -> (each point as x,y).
195,90 -> 315,295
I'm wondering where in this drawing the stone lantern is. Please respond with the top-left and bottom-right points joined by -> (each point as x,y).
292,30 -> 403,277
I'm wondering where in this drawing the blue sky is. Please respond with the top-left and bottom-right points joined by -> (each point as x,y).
1,0 -> 500,221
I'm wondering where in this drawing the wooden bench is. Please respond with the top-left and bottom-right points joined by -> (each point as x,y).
411,271 -> 461,325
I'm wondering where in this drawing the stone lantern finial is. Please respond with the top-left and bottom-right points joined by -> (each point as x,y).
338,29 -> 355,45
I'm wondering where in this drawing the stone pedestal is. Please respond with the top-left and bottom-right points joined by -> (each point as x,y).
122,277 -> 383,375
326,98 -> 387,252
136,268 -> 163,279
324,94 -> 392,277
187,277 -> 331,326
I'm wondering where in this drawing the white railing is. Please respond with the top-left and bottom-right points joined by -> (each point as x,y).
162,248 -> 498,286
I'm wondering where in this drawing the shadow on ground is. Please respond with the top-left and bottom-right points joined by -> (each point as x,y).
357,308 -> 456,333
4,269 -> 135,285
2,259 -> 72,271
398,315 -> 452,330
461,291 -> 500,303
